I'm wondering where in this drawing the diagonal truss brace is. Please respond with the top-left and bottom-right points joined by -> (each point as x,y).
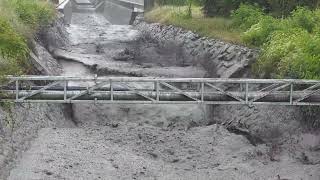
258,83 -> 279,92
250,83 -> 290,103
19,81 -> 61,101
205,83 -> 245,102
68,81 -> 109,100
294,83 -> 320,103
118,82 -> 156,102
160,82 -> 200,102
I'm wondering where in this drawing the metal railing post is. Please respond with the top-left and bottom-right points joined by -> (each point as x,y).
290,83 -> 293,105
156,81 -> 159,102
201,82 -> 204,102
110,79 -> 113,101
245,83 -> 249,104
15,80 -> 19,101
64,80 -> 68,101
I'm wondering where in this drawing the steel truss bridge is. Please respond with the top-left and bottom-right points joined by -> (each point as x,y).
0,76 -> 320,106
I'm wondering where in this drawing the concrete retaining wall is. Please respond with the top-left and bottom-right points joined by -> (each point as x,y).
57,0 -> 73,25
102,1 -> 134,25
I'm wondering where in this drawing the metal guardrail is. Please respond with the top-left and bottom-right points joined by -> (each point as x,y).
1,76 -> 320,105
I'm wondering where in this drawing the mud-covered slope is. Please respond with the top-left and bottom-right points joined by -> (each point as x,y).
0,104 -> 74,179
0,14 -> 75,180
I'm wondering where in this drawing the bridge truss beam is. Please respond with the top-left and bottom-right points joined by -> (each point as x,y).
1,76 -> 320,106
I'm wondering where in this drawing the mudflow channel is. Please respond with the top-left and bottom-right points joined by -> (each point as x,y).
8,11 -> 320,180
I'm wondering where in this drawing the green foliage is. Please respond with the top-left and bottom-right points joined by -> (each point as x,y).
289,7 -> 317,33
242,16 -> 280,46
0,0 -> 56,78
145,6 -> 242,43
202,0 -> 320,17
0,17 -> 28,77
202,0 -> 268,17
233,5 -> 320,79
0,18 -> 29,60
231,4 -> 265,30
9,0 -> 55,31
255,29 -> 320,79
149,1 -> 320,79
266,0 -> 320,17
155,0 -> 187,6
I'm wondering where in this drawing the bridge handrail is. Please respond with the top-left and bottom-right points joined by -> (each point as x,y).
56,0 -> 70,9
5,76 -> 320,84
116,0 -> 143,6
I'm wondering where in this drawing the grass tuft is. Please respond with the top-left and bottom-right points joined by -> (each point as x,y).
0,0 -> 56,78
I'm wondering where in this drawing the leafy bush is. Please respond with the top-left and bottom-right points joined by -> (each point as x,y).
266,0 -> 320,17
231,4 -> 265,30
289,7 -> 317,33
255,29 -> 320,79
242,16 -> 280,46
202,0 -> 320,17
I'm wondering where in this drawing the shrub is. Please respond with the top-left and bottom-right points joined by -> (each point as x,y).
266,0 -> 320,17
288,7 -> 317,33
231,4 -> 264,30
255,28 -> 320,79
242,16 -> 279,46
201,0 -> 320,17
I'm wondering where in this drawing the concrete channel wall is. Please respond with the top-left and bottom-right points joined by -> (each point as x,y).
56,0 -> 73,25
101,0 -> 144,25
102,0 -> 134,24
57,0 -> 143,25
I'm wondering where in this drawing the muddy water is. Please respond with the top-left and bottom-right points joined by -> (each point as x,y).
59,60 -> 91,77
58,10 -> 210,127
7,8 -> 320,180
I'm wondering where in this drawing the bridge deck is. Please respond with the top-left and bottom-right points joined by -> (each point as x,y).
1,76 -> 320,106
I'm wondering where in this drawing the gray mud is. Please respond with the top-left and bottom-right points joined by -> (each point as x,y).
53,12 -> 206,78
7,8 -> 320,180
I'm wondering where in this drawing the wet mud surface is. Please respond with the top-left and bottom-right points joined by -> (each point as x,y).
7,9 -> 320,180
8,125 -> 319,180
54,12 -> 206,78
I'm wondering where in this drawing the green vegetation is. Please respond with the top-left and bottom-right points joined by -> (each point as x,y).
237,6 -> 320,79
0,0 -> 55,78
145,6 -> 242,43
148,1 -> 320,79
201,0 -> 319,17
